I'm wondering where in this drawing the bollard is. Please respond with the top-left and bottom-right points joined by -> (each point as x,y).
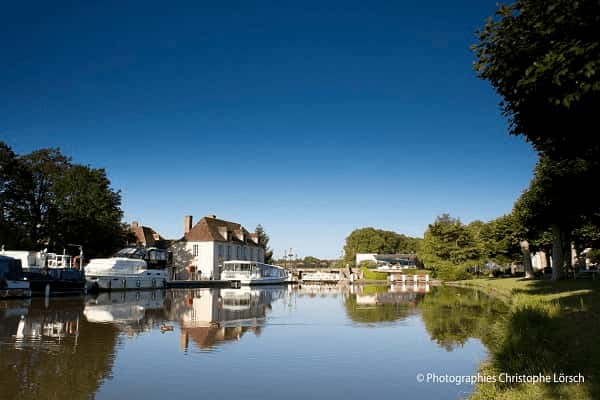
425,274 -> 430,283
413,275 -> 417,283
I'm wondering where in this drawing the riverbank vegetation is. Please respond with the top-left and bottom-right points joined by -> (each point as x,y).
452,278 -> 600,399
0,142 -> 128,258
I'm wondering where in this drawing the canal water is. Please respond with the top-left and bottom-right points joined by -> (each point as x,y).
0,285 -> 507,400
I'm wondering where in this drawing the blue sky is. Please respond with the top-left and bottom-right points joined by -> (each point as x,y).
0,1 -> 537,259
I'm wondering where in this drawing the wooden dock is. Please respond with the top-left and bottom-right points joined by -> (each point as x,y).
167,280 -> 240,289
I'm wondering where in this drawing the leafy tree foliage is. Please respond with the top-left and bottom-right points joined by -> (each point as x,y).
343,227 -> 421,265
418,214 -> 482,280
0,142 -> 127,257
255,224 -> 274,264
302,256 -> 320,268
513,157 -> 599,279
473,0 -> 600,161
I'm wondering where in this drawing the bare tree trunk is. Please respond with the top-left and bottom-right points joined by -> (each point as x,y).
551,224 -> 564,280
520,240 -> 535,279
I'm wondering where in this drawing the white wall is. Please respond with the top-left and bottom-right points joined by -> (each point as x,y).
355,253 -> 377,265
171,240 -> 265,280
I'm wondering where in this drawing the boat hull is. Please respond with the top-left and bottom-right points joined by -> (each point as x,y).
24,269 -> 86,296
87,275 -> 167,291
223,277 -> 287,285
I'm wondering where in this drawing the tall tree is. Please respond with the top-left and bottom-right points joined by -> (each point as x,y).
473,0 -> 600,162
52,165 -> 126,258
255,224 -> 274,264
418,214 -> 482,279
513,157 -> 597,279
0,142 -> 32,247
20,148 -> 70,248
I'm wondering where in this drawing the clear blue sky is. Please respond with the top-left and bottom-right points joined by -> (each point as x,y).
1,1 -> 537,259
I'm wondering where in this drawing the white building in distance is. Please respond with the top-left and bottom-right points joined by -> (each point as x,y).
170,215 -> 264,280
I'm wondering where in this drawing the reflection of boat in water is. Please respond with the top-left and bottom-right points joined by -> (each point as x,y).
0,255 -> 31,298
221,261 -> 288,285
166,287 -> 286,350
84,290 -> 165,324
0,297 -> 83,349
0,297 -> 120,399
85,250 -> 168,291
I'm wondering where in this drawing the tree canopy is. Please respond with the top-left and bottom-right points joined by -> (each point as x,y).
0,142 -> 127,258
418,214 -> 482,280
255,224 -> 274,264
473,0 -> 600,161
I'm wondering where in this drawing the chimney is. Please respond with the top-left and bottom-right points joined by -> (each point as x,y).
131,221 -> 139,230
184,215 -> 193,234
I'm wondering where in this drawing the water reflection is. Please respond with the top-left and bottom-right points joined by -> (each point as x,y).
0,298 -> 119,400
344,284 -> 426,323
164,287 -> 286,351
0,285 -> 509,400
84,290 -> 165,336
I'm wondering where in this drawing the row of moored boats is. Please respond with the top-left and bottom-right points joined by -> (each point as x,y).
0,246 -> 296,299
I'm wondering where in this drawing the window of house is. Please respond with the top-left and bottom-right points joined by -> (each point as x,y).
227,246 -> 231,260
257,248 -> 262,260
242,247 -> 247,260
193,244 -> 198,257
236,246 -> 240,258
218,245 -> 224,257
250,247 -> 254,260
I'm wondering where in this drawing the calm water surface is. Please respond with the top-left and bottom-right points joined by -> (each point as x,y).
0,285 -> 507,400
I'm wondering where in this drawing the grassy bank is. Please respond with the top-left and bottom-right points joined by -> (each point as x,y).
452,278 -> 600,399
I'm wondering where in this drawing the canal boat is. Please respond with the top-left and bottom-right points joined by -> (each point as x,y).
85,256 -> 167,291
0,249 -> 85,296
220,261 -> 288,285
0,255 -> 31,298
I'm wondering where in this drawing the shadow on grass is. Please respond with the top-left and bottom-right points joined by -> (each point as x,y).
474,279 -> 600,399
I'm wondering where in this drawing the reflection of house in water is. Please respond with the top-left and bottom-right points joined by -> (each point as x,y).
352,284 -> 428,306
344,285 -> 427,324
165,287 -> 285,351
84,291 -> 165,335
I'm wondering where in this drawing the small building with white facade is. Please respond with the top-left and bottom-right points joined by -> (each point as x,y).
170,215 -> 264,280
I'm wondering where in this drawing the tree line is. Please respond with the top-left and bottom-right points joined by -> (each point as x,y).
343,0 -> 600,281
470,0 -> 600,280
0,142 -> 128,258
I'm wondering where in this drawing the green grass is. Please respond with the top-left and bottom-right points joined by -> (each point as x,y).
453,278 -> 600,400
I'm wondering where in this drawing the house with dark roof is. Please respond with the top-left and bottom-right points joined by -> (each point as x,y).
129,222 -> 168,248
170,215 -> 264,280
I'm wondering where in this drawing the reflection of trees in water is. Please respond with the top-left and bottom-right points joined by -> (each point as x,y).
344,285 -> 424,323
418,286 -> 509,351
0,298 -> 119,400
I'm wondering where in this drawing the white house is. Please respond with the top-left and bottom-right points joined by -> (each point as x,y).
170,215 -> 264,280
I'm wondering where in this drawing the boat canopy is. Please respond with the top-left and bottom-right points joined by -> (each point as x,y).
0,256 -> 24,280
85,258 -> 147,274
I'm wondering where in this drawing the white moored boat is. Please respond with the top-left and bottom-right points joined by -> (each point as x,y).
220,261 -> 288,285
85,257 -> 167,291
